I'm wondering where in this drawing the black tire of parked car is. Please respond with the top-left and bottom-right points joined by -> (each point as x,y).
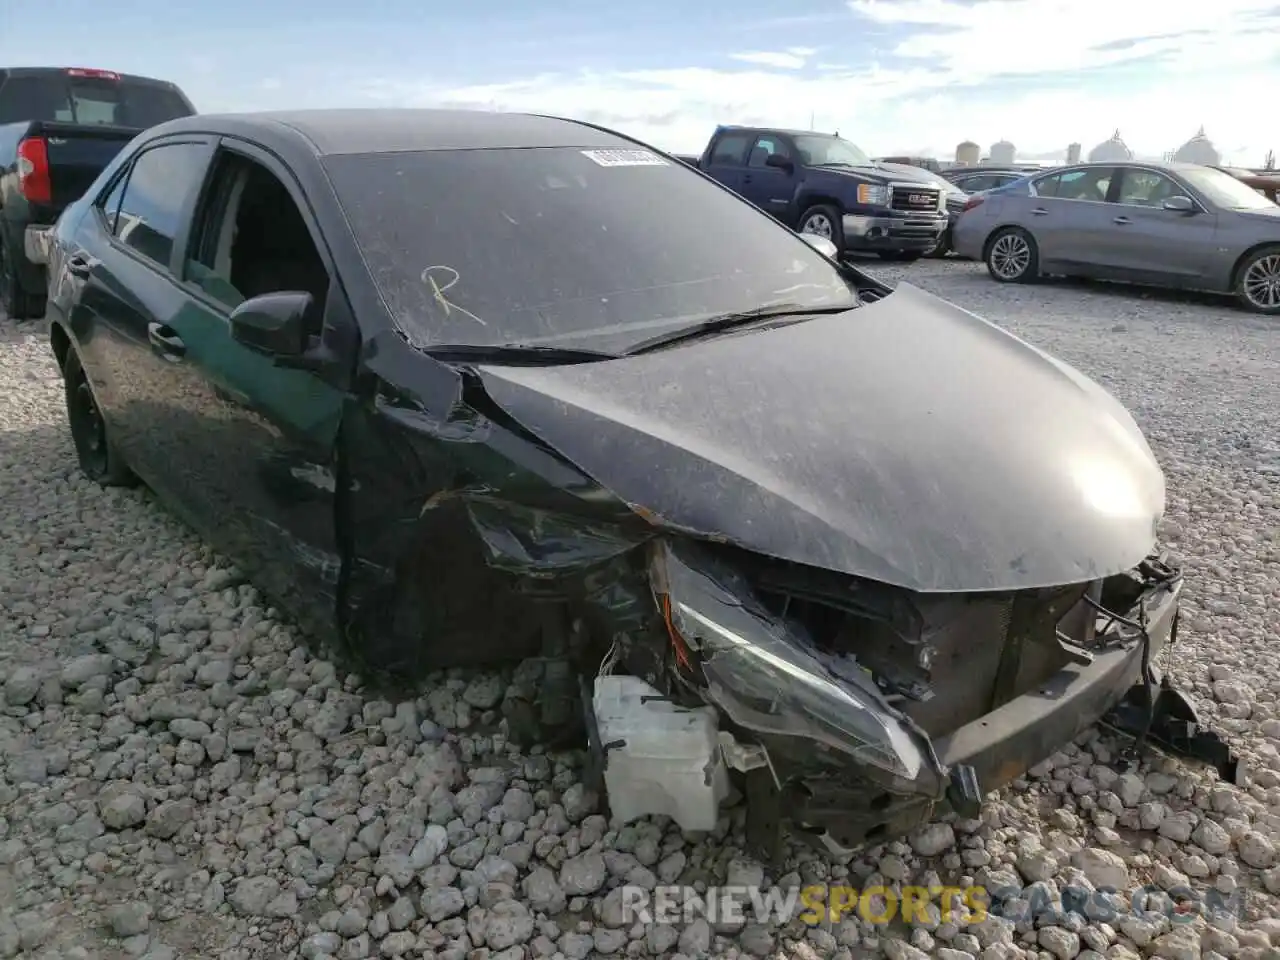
0,233 -> 36,319
1233,245 -> 1280,315
797,204 -> 846,258
878,251 -> 923,262
984,227 -> 1039,284
63,346 -> 136,487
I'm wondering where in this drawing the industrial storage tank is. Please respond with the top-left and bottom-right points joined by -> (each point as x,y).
989,140 -> 1016,164
1089,130 -> 1133,162
1173,127 -> 1221,165
955,140 -> 980,165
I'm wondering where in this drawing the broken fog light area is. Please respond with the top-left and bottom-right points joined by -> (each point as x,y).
648,540 -> 938,787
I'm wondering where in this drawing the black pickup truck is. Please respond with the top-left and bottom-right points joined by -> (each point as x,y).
680,126 -> 948,260
0,66 -> 196,318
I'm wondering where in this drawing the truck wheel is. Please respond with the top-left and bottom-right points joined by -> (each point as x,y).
1234,245 -> 1280,315
984,227 -> 1039,283
798,205 -> 844,258
0,233 -> 34,319
877,251 -> 922,262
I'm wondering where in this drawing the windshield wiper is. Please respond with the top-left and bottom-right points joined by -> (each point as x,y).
420,343 -> 618,366
622,303 -> 856,356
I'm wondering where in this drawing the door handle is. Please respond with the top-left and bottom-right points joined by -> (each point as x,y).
742,175 -> 754,183
65,254 -> 93,277
1030,207 -> 1048,216
147,322 -> 186,360
1113,216 -> 1132,225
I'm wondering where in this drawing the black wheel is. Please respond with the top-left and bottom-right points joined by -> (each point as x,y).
877,251 -> 922,262
797,204 -> 845,258
0,233 -> 34,319
1234,245 -> 1280,315
985,227 -> 1039,283
63,347 -> 135,486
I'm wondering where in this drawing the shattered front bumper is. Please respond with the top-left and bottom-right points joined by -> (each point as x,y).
784,573 -> 1184,852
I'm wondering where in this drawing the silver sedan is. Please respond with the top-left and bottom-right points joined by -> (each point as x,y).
951,161 -> 1280,314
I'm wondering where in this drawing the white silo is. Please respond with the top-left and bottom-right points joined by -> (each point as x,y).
1089,130 -> 1133,162
1172,127 -> 1221,165
955,141 -> 980,166
989,140 -> 1016,165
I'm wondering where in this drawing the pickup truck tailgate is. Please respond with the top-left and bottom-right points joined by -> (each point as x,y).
37,122 -> 138,211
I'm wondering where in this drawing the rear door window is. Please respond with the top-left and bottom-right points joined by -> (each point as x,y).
1034,168 -> 1115,201
709,133 -> 751,166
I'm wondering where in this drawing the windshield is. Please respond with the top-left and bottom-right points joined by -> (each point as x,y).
793,135 -> 873,168
325,147 -> 857,354
1180,166 -> 1277,211
0,74 -> 192,127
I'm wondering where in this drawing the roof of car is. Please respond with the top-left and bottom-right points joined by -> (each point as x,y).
716,125 -> 837,139
154,108 -> 635,156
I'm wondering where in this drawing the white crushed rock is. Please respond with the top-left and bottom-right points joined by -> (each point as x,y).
1,263 -> 1279,959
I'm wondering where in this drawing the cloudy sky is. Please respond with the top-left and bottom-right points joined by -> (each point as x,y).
5,0 -> 1279,165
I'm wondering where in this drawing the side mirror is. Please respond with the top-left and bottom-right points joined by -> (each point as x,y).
765,154 -> 794,173
230,291 -> 312,355
1162,195 -> 1196,213
800,232 -> 839,259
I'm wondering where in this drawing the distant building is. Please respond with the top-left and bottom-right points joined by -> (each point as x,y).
989,140 -> 1016,164
1066,143 -> 1082,164
1172,127 -> 1221,165
1089,130 -> 1133,162
955,140 -> 980,165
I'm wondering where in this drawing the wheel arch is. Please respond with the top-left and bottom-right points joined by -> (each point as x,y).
50,319 -> 73,373
797,195 -> 845,218
1229,241 -> 1280,292
981,223 -> 1035,262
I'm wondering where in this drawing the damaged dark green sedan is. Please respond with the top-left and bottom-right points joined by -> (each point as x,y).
41,108 -> 1235,860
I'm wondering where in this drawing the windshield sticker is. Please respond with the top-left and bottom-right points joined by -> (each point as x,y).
581,149 -> 669,167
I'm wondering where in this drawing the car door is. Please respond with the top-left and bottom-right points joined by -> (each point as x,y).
155,138 -> 358,640
63,136 -> 216,480
700,132 -> 751,198
1100,167 -> 1221,287
1024,166 -> 1119,272
738,134 -> 794,220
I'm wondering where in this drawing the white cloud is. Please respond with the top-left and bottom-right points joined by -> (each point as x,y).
376,0 -> 1280,164
729,47 -> 819,69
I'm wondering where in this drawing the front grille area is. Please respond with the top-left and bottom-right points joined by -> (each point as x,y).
891,186 -> 941,212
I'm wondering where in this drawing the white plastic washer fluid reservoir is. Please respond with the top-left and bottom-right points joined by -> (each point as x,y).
592,675 -> 730,833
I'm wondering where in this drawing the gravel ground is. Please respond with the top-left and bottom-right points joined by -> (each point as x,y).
1,260 -> 1279,960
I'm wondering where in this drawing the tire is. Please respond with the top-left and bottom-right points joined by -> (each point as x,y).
877,251 -> 922,262
985,227 -> 1039,283
1234,245 -> 1280,315
797,205 -> 845,258
0,232 -> 35,320
63,347 -> 136,486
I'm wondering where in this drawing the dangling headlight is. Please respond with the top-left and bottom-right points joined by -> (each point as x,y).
648,539 -> 934,784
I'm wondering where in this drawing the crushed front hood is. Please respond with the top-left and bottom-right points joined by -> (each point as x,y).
477,283 -> 1166,593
